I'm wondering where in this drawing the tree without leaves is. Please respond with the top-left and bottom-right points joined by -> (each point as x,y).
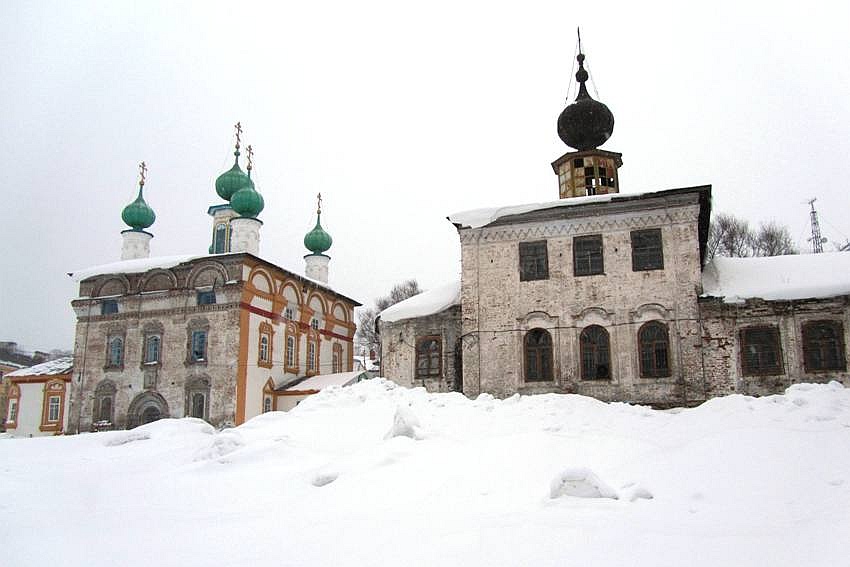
706,212 -> 797,262
355,279 -> 422,358
752,221 -> 797,257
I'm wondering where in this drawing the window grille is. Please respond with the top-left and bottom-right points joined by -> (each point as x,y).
524,329 -> 553,382
631,229 -> 664,271
639,321 -> 671,378
574,235 -> 604,276
740,326 -> 783,375
519,241 -> 549,281
580,325 -> 611,380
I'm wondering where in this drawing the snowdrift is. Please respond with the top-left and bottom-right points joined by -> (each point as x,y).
1,379 -> 849,567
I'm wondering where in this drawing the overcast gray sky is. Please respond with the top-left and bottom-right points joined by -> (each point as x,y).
2,0 -> 850,352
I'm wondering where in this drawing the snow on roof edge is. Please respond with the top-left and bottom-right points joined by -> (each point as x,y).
7,356 -> 74,377
379,281 -> 461,323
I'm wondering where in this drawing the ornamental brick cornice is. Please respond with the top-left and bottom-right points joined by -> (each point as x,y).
458,206 -> 700,244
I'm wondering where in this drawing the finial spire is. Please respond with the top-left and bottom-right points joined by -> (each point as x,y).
574,28 -> 589,100
246,144 -> 253,175
138,161 -> 147,187
234,121 -> 242,151
317,192 -> 323,215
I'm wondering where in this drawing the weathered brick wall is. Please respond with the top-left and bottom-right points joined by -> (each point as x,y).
699,296 -> 850,397
459,194 -> 707,406
69,257 -> 244,432
380,306 -> 462,392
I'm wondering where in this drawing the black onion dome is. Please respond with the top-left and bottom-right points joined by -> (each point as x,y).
557,53 -> 614,150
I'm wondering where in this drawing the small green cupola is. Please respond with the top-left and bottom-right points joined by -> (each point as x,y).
215,122 -> 252,201
304,193 -> 332,255
230,144 -> 265,218
122,161 -> 156,231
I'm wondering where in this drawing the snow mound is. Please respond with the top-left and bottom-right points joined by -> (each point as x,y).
311,469 -> 339,487
550,467 -> 619,500
104,431 -> 151,446
194,429 -> 245,462
620,483 -> 654,501
385,404 -> 425,440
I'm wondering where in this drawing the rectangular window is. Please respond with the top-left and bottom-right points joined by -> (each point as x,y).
519,241 -> 549,281
573,158 -> 584,168
191,330 -> 207,362
101,300 -> 118,315
284,307 -> 294,321
308,341 -> 317,372
573,235 -> 604,276
631,229 -> 664,271
8,399 -> 17,423
197,291 -> 216,305
259,335 -> 270,363
145,335 -> 161,363
47,396 -> 60,422
740,327 -> 783,376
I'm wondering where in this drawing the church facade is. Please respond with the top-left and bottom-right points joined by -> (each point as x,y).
379,47 -> 850,407
67,128 -> 359,433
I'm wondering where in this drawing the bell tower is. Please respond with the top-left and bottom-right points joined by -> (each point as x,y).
551,31 -> 622,199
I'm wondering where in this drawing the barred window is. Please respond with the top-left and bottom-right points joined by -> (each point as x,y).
574,235 -> 604,276
580,325 -> 610,380
740,326 -> 783,376
519,241 -> 549,281
631,229 -> 664,271
416,336 -> 442,379
802,321 -> 845,372
639,321 -> 670,378
524,328 -> 553,382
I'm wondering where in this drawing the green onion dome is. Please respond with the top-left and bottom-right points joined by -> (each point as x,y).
121,184 -> 156,230
304,212 -> 332,254
231,176 -> 264,218
215,150 -> 252,201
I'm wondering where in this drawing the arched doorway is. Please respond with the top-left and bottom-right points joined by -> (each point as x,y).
127,392 -> 170,429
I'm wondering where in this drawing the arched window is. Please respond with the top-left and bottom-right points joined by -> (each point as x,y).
191,393 -> 206,419
258,322 -> 273,369
107,336 -> 124,367
144,335 -> 161,364
415,336 -> 442,380
740,326 -> 782,375
98,396 -> 113,423
524,329 -> 553,382
802,321 -> 846,372
263,397 -> 272,413
638,321 -> 670,378
580,325 -> 610,380
184,378 -> 210,421
94,380 -> 117,426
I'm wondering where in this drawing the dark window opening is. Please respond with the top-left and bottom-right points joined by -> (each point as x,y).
191,393 -> 206,419
416,336 -> 442,379
631,229 -> 664,271
197,291 -> 216,305
190,330 -> 207,362
573,158 -> 584,168
740,327 -> 783,376
524,328 -> 553,382
580,325 -> 610,380
639,321 -> 670,378
802,321 -> 846,372
101,300 -> 118,315
107,337 -> 123,367
519,241 -> 549,281
213,223 -> 227,254
574,235 -> 604,276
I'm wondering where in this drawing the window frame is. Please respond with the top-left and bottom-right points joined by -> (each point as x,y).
39,379 -> 66,432
144,334 -> 162,365
802,320 -> 846,373
101,300 -> 119,315
638,321 -> 671,378
415,336 -> 442,380
106,335 -> 124,369
580,325 -> 611,380
524,328 -> 554,382
197,290 -> 216,305
190,329 -> 207,362
258,322 -> 274,369
573,234 -> 604,277
740,326 -> 783,376
519,240 -> 549,282
307,339 -> 318,375
631,228 -> 664,272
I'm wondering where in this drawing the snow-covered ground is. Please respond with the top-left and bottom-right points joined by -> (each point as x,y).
2,379 -> 848,567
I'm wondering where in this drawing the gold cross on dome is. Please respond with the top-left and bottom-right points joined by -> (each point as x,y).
139,161 -> 147,186
317,192 -> 323,214
246,144 -> 254,170
234,121 -> 243,149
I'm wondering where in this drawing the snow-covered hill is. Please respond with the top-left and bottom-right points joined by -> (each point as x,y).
2,379 -> 849,567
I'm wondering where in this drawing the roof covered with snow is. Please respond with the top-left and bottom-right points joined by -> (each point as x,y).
448,186 -> 711,230
69,254 -> 204,282
284,371 -> 367,392
702,252 -> 850,303
7,356 -> 74,377
378,281 -> 461,323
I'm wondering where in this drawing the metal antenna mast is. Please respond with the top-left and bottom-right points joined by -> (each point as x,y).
807,198 -> 827,253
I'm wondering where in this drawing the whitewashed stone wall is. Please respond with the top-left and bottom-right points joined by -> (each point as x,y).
380,306 -> 462,392
458,191 -> 707,406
